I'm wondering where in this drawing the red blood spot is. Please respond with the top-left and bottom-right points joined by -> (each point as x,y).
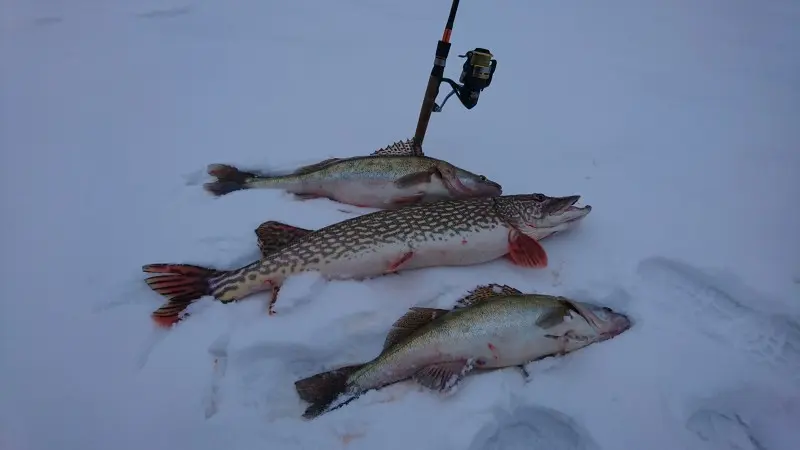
487,342 -> 499,360
461,238 -> 468,245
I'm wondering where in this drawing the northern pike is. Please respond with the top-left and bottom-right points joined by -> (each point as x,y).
142,193 -> 592,326
202,138 -> 502,208
294,283 -> 632,418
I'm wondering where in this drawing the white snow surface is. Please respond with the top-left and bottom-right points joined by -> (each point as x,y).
2,1 -> 800,449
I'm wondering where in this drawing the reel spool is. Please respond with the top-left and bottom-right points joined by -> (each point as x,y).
434,48 -> 498,112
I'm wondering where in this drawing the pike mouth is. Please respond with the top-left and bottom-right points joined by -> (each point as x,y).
550,196 -> 592,223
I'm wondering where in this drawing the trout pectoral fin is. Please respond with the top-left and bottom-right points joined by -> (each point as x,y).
254,220 -> 314,258
413,359 -> 476,393
506,230 -> 548,268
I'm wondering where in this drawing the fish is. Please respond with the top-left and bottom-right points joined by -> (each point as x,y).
142,193 -> 592,327
202,138 -> 503,209
293,283 -> 632,419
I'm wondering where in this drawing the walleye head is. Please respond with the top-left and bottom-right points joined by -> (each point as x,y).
494,193 -> 592,240
558,300 -> 632,352
436,162 -> 503,198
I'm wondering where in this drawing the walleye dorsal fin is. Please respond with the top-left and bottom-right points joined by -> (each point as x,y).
371,138 -> 424,157
254,221 -> 314,258
291,157 -> 343,176
454,283 -> 524,309
381,307 -> 450,352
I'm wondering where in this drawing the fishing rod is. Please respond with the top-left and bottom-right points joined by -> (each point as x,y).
411,0 -> 498,151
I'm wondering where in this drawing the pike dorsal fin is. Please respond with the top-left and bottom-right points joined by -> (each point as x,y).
254,221 -> 314,258
381,307 -> 450,352
291,157 -> 343,176
371,138 -> 424,157
454,283 -> 524,309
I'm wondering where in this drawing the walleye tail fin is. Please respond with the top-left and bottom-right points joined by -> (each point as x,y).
203,164 -> 258,196
294,363 -> 366,419
142,263 -> 225,327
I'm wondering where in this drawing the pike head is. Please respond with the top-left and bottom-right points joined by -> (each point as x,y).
493,193 -> 593,240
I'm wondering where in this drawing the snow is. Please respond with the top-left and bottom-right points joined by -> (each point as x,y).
1,0 -> 799,449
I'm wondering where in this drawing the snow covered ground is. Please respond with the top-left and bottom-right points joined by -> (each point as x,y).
2,0 -> 799,449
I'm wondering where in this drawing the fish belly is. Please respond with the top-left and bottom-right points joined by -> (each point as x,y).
477,330 -> 563,369
293,177 -> 452,208
312,226 -> 510,280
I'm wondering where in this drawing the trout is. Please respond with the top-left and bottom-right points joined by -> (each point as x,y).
142,193 -> 592,326
202,138 -> 502,208
294,283 -> 632,419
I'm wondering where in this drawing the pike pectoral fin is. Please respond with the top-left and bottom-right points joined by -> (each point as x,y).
386,251 -> 414,273
506,230 -> 548,268
254,220 -> 314,258
414,359 -> 476,393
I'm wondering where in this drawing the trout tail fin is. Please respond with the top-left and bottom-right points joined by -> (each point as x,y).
142,263 -> 225,327
294,363 -> 366,419
203,164 -> 258,196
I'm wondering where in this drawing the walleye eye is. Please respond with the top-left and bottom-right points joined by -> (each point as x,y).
479,175 -> 487,181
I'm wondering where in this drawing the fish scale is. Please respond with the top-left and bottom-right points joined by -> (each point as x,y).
142,193 -> 592,326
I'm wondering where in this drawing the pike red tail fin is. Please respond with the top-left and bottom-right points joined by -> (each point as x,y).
203,164 -> 257,197
143,263 -> 224,327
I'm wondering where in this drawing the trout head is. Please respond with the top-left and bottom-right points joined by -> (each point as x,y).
493,193 -> 592,240
550,300 -> 632,353
435,162 -> 503,198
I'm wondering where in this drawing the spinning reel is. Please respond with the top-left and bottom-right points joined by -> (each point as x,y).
411,0 -> 500,150
434,48 -> 498,112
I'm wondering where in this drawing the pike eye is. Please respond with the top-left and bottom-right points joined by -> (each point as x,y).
602,307 -> 612,312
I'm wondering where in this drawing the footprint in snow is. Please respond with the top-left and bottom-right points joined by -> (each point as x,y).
682,387 -> 800,450
467,404 -> 600,450
636,256 -> 800,386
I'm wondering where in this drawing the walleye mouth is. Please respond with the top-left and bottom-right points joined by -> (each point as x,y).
565,301 -> 632,340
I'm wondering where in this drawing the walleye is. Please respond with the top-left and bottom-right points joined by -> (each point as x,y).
142,193 -> 592,326
294,283 -> 632,419
202,138 -> 503,209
